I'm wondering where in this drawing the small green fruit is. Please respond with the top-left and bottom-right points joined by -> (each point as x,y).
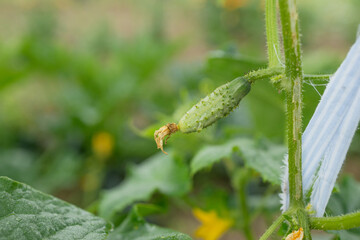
178,76 -> 251,133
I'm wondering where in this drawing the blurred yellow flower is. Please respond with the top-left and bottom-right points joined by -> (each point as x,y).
92,131 -> 114,158
220,0 -> 249,10
192,208 -> 233,240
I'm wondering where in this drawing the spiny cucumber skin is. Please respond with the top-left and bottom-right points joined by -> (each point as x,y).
178,77 -> 251,133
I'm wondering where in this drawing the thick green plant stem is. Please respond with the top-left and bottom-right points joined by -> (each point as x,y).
310,212 -> 360,230
279,0 -> 312,238
259,214 -> 285,240
279,0 -> 303,208
296,208 -> 312,240
265,0 -> 281,67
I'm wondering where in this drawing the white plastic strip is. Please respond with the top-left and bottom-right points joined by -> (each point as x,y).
310,86 -> 360,216
280,37 -> 360,213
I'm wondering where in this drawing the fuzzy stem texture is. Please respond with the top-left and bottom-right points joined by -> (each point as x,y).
247,67 -> 283,83
278,0 -> 312,238
310,212 -> 360,230
279,0 -> 303,210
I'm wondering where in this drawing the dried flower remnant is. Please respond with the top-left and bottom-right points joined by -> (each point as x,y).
154,123 -> 179,154
285,228 -> 303,240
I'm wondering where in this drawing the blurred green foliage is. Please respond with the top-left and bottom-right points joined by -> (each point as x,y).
0,0 -> 359,239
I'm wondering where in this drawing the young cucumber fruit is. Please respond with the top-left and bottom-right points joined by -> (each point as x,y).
154,67 -> 282,153
178,76 -> 251,133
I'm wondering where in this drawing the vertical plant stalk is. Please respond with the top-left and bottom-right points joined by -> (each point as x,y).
259,214 -> 285,240
265,0 -> 281,67
278,0 -> 311,238
229,166 -> 255,240
238,170 -> 254,240
279,0 -> 303,208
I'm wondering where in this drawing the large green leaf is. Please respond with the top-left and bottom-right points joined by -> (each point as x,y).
99,153 -> 191,220
108,206 -> 192,240
191,138 -> 286,185
0,176 -> 111,240
329,229 -> 360,240
190,142 -> 235,175
235,139 -> 286,185
326,176 -> 360,240
327,176 -> 360,215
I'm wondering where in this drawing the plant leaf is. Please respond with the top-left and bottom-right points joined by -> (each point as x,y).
329,229 -> 360,240
327,176 -> 360,215
234,138 -> 286,185
99,152 -> 191,220
107,206 -> 192,240
326,176 -> 360,239
191,138 -> 286,185
0,176 -> 111,240
191,141 -> 235,175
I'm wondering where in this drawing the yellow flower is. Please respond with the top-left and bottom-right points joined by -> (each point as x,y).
92,131 -> 114,159
192,208 -> 233,240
